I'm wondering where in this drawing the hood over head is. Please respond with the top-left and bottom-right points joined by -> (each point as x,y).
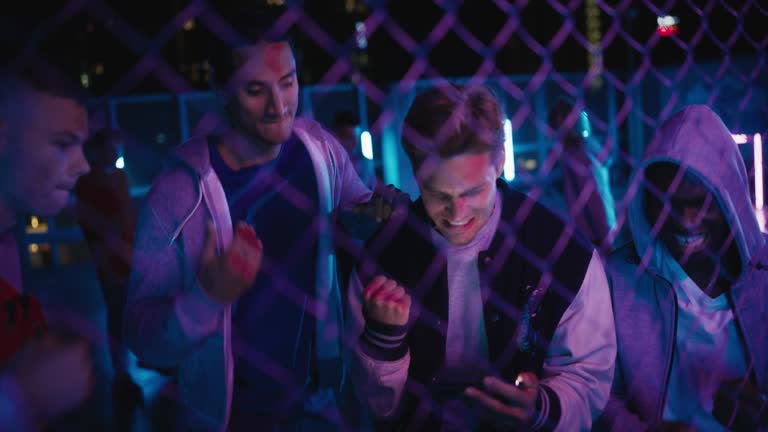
626,105 -> 764,282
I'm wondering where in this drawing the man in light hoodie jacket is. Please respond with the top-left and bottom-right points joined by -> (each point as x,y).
124,15 -> 379,431
596,105 -> 768,431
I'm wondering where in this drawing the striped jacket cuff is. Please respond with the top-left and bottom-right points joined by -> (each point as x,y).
359,319 -> 408,361
530,384 -> 561,431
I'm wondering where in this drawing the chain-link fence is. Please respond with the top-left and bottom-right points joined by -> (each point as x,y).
4,1 -> 768,430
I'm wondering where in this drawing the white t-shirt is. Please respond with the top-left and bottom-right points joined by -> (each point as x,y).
662,276 -> 748,431
431,191 -> 502,371
431,191 -> 501,431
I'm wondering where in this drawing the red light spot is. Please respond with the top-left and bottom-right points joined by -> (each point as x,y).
657,25 -> 679,37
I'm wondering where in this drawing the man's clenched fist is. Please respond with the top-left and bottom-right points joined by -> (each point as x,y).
362,275 -> 411,326
199,221 -> 263,306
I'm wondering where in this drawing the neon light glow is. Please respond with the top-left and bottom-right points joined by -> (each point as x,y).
656,15 -> 679,37
115,156 -> 125,170
732,134 -> 748,144
656,26 -> 679,37
503,119 -> 515,181
580,111 -> 591,138
657,15 -> 678,26
755,133 -> 763,210
360,130 -> 373,160
355,22 -> 368,50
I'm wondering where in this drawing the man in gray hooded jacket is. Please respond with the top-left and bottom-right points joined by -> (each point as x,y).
597,105 -> 768,431
123,15 -> 382,431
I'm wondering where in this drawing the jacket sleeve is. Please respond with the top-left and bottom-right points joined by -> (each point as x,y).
123,173 -> 224,368
323,127 -> 373,209
531,250 -> 617,431
594,254 -> 654,432
345,270 -> 410,418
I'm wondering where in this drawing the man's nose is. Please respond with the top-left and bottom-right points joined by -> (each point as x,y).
679,206 -> 703,229
447,198 -> 467,219
70,146 -> 91,179
265,89 -> 285,117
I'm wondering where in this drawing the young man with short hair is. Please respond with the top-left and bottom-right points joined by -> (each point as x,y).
348,85 -> 616,431
0,66 -> 93,430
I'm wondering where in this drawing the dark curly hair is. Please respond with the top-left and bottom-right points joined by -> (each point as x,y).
205,8 -> 295,88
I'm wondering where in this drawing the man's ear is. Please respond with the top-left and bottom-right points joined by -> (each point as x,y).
495,148 -> 506,178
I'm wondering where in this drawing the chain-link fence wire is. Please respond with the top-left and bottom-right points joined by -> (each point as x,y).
3,0 -> 768,429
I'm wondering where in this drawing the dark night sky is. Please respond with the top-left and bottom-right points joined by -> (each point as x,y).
0,0 -> 765,96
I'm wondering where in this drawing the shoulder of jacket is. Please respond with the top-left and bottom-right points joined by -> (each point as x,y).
141,165 -> 203,231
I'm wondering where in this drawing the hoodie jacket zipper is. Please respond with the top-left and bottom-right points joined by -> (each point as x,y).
657,276 -> 678,423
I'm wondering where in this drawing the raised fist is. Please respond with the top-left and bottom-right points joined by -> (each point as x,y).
362,275 -> 411,326
198,221 -> 263,305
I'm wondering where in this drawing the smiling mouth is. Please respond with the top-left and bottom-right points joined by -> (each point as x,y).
673,232 -> 708,250
443,218 -> 474,230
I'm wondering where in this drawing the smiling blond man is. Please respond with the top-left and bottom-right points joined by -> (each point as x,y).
347,85 -> 616,431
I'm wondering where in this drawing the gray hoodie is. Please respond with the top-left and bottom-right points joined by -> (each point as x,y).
124,117 -> 371,431
598,105 -> 768,430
